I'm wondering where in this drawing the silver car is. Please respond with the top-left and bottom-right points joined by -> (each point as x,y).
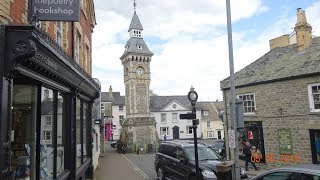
250,164 -> 320,180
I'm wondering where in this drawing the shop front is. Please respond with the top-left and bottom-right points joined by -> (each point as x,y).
239,121 -> 266,163
0,25 -> 99,180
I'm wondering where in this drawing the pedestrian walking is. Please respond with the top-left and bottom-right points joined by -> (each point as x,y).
243,141 -> 259,171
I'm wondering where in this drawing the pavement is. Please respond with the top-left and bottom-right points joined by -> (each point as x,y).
94,142 -> 147,180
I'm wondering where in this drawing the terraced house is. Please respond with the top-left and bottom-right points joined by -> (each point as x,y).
221,9 -> 320,169
0,0 -> 99,179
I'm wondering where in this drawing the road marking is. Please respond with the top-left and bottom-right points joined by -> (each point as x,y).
121,154 -> 149,179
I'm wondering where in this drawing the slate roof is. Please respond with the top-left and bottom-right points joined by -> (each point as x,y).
198,101 -> 224,121
101,92 -> 125,106
120,37 -> 154,59
128,11 -> 143,32
150,96 -> 192,112
220,37 -> 320,90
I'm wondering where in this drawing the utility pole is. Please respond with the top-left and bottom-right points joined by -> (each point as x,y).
226,0 -> 240,179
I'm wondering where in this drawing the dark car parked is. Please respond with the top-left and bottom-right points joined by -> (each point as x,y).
250,164 -> 320,180
154,141 -> 247,180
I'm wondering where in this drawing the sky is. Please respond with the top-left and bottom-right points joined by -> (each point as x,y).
92,0 -> 320,101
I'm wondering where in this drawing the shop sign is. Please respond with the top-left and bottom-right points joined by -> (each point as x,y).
278,128 -> 293,154
28,0 -> 79,21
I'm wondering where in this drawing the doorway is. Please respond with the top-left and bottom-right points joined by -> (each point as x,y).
310,129 -> 320,164
172,126 -> 180,140
217,131 -> 222,140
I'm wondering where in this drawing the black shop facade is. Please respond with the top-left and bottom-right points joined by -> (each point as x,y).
0,25 -> 99,180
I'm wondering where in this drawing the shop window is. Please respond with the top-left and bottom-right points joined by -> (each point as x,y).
308,83 -> 320,112
40,88 -> 54,178
238,93 -> 256,114
160,127 -> 169,136
172,113 -> 178,123
12,85 -> 37,180
76,98 -> 81,167
83,103 -> 88,162
56,93 -> 65,176
187,126 -> 193,135
161,113 -> 167,123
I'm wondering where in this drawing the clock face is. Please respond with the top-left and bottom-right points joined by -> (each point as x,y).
136,67 -> 145,76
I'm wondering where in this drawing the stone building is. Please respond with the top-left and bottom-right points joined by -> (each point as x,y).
198,101 -> 224,140
220,8 -> 320,168
118,4 -> 158,152
0,0 -> 100,179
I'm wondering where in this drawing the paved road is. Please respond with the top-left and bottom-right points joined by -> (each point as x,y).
124,152 -> 157,180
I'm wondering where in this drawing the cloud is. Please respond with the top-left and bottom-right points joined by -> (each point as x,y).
92,0 -> 320,101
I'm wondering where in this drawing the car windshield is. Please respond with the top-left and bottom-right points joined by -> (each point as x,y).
184,146 -> 221,161
211,141 -> 224,147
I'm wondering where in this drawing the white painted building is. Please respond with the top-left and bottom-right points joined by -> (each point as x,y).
150,96 -> 201,140
198,101 -> 224,140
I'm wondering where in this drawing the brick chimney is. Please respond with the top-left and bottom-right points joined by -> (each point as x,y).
294,8 -> 312,51
269,34 -> 290,50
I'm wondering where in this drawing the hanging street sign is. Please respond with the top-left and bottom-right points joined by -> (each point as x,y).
179,113 -> 196,120
28,0 -> 80,21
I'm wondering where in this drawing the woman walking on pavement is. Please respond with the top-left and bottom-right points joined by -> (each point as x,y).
243,141 -> 259,171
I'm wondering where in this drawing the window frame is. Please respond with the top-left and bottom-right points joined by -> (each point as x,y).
172,113 -> 178,123
56,21 -> 63,47
207,122 -> 211,128
203,110 -> 209,116
160,127 -> 169,136
43,131 -> 52,141
186,126 -> 193,135
119,106 -> 124,111
207,131 -> 214,138
161,113 -> 167,124
308,83 -> 320,112
238,93 -> 256,114
75,32 -> 81,64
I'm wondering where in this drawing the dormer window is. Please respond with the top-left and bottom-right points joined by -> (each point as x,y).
125,46 -> 128,51
137,45 -> 142,49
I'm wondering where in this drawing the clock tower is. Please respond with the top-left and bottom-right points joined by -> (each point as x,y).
119,1 -> 158,150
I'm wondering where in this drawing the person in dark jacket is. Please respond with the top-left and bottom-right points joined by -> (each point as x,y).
243,141 -> 259,171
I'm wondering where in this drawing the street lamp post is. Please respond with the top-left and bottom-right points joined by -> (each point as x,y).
187,86 -> 200,179
226,0 -> 241,179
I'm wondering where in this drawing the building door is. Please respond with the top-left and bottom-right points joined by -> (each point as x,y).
310,129 -> 320,164
173,126 -> 180,140
239,121 -> 266,162
217,131 -> 222,140
105,124 -> 112,141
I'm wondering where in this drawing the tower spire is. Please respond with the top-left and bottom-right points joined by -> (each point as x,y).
133,0 -> 136,12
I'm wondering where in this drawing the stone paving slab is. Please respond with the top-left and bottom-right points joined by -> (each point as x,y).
94,143 -> 145,180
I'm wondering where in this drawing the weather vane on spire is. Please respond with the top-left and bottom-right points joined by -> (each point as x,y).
133,0 -> 137,12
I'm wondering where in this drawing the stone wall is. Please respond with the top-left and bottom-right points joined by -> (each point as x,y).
223,76 -> 320,168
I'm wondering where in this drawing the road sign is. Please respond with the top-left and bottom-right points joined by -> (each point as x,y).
228,130 -> 236,148
179,113 -> 196,119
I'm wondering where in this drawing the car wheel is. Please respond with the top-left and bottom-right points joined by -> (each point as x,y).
157,167 -> 165,180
